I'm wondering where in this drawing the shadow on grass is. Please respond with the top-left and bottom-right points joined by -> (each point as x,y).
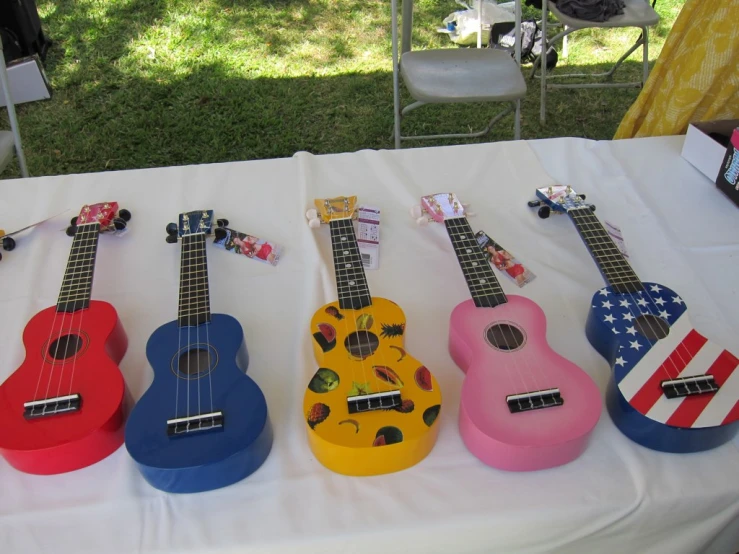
2,56 -> 651,177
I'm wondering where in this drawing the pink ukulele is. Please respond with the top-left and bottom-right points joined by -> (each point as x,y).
413,193 -> 602,471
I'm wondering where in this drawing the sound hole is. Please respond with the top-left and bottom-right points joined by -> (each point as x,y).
344,331 -> 380,359
634,314 -> 670,340
485,323 -> 525,352
178,348 -> 212,376
48,334 -> 83,360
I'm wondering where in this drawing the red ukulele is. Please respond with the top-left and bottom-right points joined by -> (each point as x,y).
0,202 -> 131,474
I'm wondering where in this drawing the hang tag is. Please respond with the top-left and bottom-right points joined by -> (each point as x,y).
213,227 -> 282,266
604,220 -> 629,259
357,205 -> 380,270
475,231 -> 536,287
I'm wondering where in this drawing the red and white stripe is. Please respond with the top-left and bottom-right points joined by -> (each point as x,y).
617,314 -> 739,428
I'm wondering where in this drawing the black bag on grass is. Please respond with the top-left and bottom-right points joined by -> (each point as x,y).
488,20 -> 558,70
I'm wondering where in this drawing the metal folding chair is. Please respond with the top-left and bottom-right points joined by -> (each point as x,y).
0,40 -> 29,178
531,0 -> 659,124
392,0 -> 527,148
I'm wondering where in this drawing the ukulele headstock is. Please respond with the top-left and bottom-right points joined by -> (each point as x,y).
66,202 -> 132,236
410,193 -> 472,226
306,196 -> 358,228
528,185 -> 592,219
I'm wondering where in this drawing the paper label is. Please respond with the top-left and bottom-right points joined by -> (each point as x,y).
213,228 -> 282,266
475,231 -> 536,287
357,205 -> 380,270
604,220 -> 628,259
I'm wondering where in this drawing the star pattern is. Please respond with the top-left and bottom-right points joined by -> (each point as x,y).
591,282 -> 687,372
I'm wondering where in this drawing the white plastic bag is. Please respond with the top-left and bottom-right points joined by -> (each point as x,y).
438,0 -> 515,46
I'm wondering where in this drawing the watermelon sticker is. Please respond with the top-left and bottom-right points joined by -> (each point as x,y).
313,322 -> 336,352
414,366 -> 433,391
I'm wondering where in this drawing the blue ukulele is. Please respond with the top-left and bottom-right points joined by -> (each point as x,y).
530,186 -> 738,453
125,211 -> 272,493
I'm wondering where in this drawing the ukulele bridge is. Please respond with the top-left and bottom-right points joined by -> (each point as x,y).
506,388 -> 563,414
661,375 -> 719,399
347,391 -> 402,414
23,394 -> 82,419
167,411 -> 224,436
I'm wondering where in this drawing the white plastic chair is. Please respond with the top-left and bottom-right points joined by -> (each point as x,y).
531,0 -> 659,124
392,0 -> 527,148
0,41 -> 29,178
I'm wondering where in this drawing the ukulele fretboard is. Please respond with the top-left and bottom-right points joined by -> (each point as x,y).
56,223 -> 100,313
568,207 -> 643,294
178,233 -> 212,327
444,218 -> 507,308
329,218 -> 372,310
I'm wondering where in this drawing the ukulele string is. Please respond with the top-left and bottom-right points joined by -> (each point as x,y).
65,223 -> 99,398
572,209 -> 690,384
447,217 -> 537,411
332,217 -> 375,406
32,220 -> 85,403
343,216 -> 395,407
187,234 -> 193,423
176,225 -> 186,419
202,233 -> 214,423
196,233 -> 202,419
41,223 -> 92,403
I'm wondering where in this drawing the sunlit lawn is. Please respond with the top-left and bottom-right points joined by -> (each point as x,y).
1,0 -> 684,177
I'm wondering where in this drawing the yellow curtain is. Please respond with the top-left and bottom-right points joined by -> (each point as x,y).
614,0 -> 739,139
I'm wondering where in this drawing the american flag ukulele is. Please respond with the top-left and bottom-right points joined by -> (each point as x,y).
531,185 -> 739,453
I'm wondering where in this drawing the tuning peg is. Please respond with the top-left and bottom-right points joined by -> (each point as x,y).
66,225 -> 77,237
166,222 -> 178,236
0,251 -> 2,261
214,227 -> 227,241
216,218 -> 229,228
527,200 -> 541,208
165,234 -> 178,244
410,205 -> 423,219
415,217 -> 429,227
2,236 -> 16,251
578,194 -> 586,201
538,206 -> 551,219
113,218 -> 127,231
306,209 -> 318,221
308,217 -> 321,229
70,216 -> 78,226
118,209 -> 132,222
590,204 -> 596,212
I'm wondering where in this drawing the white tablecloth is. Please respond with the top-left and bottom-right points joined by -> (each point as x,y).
1,136 -> 737,554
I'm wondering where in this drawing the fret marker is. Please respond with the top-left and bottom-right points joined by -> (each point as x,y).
343,250 -> 349,255
472,262 -> 478,267
345,263 -> 351,268
341,237 -> 347,241
465,249 -> 472,253
479,279 -> 486,284
348,280 -> 355,286
460,235 -> 466,239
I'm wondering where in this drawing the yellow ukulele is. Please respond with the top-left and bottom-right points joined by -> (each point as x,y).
304,196 -> 442,476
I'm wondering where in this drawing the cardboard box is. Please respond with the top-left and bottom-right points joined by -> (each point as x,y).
681,119 -> 739,182
716,128 -> 739,207
0,55 -> 51,108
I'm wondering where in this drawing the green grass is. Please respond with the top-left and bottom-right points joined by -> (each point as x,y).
1,0 -> 685,177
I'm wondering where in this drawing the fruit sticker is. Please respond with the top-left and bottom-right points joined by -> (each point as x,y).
313,322 -> 337,352
423,405 -> 440,427
373,426 -> 403,446
325,306 -> 344,320
307,403 -> 330,429
339,419 -> 360,433
348,381 -> 372,396
380,322 -> 405,339
389,345 -> 406,361
308,368 -> 340,393
356,314 -> 374,330
392,399 -> 414,413
373,366 -> 404,388
414,366 -> 433,391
